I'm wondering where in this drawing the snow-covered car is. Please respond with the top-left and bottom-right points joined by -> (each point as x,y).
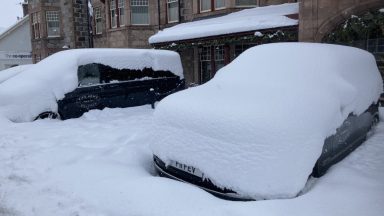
0,49 -> 184,122
151,43 -> 383,201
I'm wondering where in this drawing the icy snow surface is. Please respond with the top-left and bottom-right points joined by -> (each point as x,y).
149,3 -> 298,44
0,106 -> 383,216
0,64 -> 33,84
0,49 -> 183,122
151,43 -> 383,199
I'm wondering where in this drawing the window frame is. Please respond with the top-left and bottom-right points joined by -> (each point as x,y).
167,0 -> 179,23
214,0 -> 226,10
131,0 -> 149,25
235,0 -> 258,7
94,7 -> 103,34
110,0 -> 117,28
118,0 -> 125,26
32,12 -> 41,39
45,10 -> 61,38
199,0 -> 211,13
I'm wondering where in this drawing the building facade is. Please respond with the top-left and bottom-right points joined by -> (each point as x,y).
299,0 -> 384,76
27,0 -> 91,63
91,0 -> 297,85
25,0 -> 384,84
0,13 -> 32,70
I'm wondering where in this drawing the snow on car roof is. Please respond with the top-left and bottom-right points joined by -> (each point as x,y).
149,3 -> 298,44
0,64 -> 33,84
0,48 -> 183,122
151,43 -> 383,200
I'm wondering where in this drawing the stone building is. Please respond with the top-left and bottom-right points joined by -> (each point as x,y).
90,0 -> 297,84
27,0 -> 91,63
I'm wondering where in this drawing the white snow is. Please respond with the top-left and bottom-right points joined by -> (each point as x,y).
151,43 -> 383,199
0,64 -> 33,84
0,106 -> 383,216
149,3 -> 298,44
254,31 -> 264,37
0,48 -> 183,122
379,8 -> 384,13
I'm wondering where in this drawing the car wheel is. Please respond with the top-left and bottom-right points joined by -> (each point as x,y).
34,111 -> 61,121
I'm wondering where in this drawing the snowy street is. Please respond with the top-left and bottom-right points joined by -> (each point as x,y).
0,106 -> 383,216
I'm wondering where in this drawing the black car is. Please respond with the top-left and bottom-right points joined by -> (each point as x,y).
55,63 -> 184,120
0,49 -> 185,122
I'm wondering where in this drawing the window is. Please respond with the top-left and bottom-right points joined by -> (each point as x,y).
167,0 -> 179,23
200,0 -> 225,13
46,11 -> 60,37
234,43 -> 256,58
200,45 -> 229,84
235,0 -> 257,7
215,45 -> 225,71
95,7 -> 103,34
110,0 -> 117,28
200,46 -> 212,84
200,0 -> 211,12
118,0 -> 125,26
215,0 -> 225,9
131,0 -> 149,25
367,38 -> 384,53
32,12 -> 41,39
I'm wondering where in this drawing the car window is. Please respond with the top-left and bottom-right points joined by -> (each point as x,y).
78,64 -> 101,87
78,63 -> 177,87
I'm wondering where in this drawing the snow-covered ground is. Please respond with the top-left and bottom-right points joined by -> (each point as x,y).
0,106 -> 383,216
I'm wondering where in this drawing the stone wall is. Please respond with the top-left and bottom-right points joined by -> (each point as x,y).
29,0 -> 90,62
299,0 -> 384,42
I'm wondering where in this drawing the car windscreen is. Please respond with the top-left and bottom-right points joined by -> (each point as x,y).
77,63 -> 177,87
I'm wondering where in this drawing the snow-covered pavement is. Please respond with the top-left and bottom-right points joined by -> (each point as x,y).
0,106 -> 383,216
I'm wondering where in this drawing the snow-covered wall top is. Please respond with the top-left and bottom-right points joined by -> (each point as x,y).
151,43 -> 383,200
149,3 -> 298,44
0,48 -> 183,122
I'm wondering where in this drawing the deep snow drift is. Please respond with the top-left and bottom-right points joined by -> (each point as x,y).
0,106 -> 383,216
151,43 -> 383,199
0,49 -> 183,122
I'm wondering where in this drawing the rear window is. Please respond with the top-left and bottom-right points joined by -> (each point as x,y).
78,63 -> 176,87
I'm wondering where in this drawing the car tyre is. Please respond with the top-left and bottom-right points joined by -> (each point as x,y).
34,111 -> 61,121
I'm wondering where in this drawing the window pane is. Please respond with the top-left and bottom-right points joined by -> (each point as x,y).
78,64 -> 101,87
110,0 -> 116,9
95,8 -> 102,34
46,11 -> 60,37
200,0 -> 211,12
200,46 -> 212,84
111,10 -> 117,27
167,0 -> 179,22
110,0 -> 117,28
235,0 -> 257,6
131,0 -> 149,25
118,0 -> 125,26
378,38 -> 384,53
215,0 -> 225,9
